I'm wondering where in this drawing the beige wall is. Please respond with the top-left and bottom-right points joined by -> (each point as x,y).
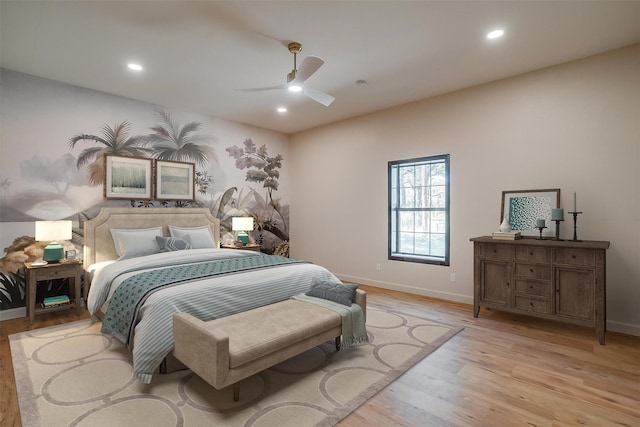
289,44 -> 640,336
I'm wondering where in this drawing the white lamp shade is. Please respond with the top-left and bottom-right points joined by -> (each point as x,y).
35,220 -> 72,242
232,217 -> 254,232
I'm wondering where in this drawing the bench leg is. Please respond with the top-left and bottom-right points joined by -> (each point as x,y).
233,383 -> 239,402
335,336 -> 340,351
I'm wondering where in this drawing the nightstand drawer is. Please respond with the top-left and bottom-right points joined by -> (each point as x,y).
33,266 -> 78,280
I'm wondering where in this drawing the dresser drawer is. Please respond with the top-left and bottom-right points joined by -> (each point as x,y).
479,243 -> 511,260
554,248 -> 595,266
515,246 -> 551,263
515,263 -> 551,280
515,280 -> 551,297
515,296 -> 550,314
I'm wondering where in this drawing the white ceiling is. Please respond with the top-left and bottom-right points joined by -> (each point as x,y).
2,1 -> 639,134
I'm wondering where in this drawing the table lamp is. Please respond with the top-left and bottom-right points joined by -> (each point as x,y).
232,217 -> 253,246
35,220 -> 72,262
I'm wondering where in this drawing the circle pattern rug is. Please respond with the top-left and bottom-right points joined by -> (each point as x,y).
10,306 -> 462,427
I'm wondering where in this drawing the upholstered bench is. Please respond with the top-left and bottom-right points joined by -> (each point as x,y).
172,289 -> 366,401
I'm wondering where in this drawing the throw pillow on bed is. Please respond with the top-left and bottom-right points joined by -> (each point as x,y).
156,235 -> 192,252
306,281 -> 358,306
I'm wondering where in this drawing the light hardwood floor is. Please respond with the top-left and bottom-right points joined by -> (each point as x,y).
1,285 -> 638,426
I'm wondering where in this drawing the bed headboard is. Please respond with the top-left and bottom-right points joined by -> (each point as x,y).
83,207 -> 221,268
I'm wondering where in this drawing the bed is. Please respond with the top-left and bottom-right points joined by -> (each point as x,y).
83,207 -> 341,384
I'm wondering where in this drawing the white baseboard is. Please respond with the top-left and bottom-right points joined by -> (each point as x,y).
0,306 -> 26,321
607,320 -> 640,337
336,274 -> 473,305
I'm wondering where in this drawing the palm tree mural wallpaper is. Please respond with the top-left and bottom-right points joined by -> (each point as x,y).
66,109 -> 288,252
141,110 -> 217,167
0,73 -> 290,312
69,121 -> 152,186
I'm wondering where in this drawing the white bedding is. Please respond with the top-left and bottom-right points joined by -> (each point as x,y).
87,249 -> 341,383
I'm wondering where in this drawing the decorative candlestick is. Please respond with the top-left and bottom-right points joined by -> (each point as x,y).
552,219 -> 564,240
568,211 -> 582,241
534,225 -> 547,239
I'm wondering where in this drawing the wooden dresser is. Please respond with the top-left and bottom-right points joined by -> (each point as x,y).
470,236 -> 610,344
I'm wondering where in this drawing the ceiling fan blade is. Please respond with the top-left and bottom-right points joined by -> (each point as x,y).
294,56 -> 324,83
303,87 -> 335,106
236,84 -> 287,92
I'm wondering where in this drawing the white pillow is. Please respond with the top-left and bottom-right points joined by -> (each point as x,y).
110,227 -> 164,258
168,225 -> 216,249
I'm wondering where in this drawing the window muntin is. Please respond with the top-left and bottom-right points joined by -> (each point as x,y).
389,154 -> 450,265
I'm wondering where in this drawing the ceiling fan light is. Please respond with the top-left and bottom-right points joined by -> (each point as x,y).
288,84 -> 303,92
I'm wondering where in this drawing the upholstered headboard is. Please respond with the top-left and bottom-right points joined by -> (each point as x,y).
83,207 -> 221,269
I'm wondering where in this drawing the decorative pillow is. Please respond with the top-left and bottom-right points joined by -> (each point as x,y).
306,281 -> 358,306
156,235 -> 192,252
168,225 -> 216,249
110,227 -> 163,258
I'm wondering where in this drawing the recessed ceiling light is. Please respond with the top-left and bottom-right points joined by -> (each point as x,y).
277,107 -> 287,113
486,29 -> 504,39
288,84 -> 303,92
127,63 -> 143,71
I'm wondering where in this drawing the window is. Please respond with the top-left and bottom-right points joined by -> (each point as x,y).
388,154 -> 450,266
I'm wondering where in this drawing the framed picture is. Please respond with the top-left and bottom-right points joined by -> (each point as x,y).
104,155 -> 153,200
155,160 -> 195,201
501,189 -> 560,237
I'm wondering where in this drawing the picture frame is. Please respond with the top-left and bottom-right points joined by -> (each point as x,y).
104,155 -> 153,200
154,160 -> 195,201
501,189 -> 560,237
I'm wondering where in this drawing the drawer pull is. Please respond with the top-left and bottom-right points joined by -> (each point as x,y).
572,254 -> 576,258
493,249 -> 497,253
530,302 -> 534,306
529,252 -> 534,256
530,268 -> 534,273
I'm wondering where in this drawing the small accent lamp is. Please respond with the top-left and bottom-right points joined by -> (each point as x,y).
35,220 -> 72,262
232,217 -> 253,246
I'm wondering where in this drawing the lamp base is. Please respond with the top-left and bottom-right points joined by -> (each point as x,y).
42,243 -> 64,262
237,232 -> 250,246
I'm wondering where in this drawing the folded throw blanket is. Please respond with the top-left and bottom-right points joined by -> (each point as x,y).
292,293 -> 369,350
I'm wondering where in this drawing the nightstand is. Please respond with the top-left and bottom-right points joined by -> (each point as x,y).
220,244 -> 262,252
25,261 -> 83,325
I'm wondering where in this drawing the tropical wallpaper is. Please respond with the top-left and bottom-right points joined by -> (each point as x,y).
0,69 -> 290,310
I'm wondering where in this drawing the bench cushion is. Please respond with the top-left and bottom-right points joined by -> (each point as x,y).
203,300 -> 341,368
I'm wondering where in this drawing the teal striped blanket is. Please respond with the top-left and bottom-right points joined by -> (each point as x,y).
101,255 -> 305,347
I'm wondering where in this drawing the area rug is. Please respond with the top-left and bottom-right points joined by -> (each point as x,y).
10,307 -> 462,427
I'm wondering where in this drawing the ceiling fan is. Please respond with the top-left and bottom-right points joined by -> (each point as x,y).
239,42 -> 335,107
